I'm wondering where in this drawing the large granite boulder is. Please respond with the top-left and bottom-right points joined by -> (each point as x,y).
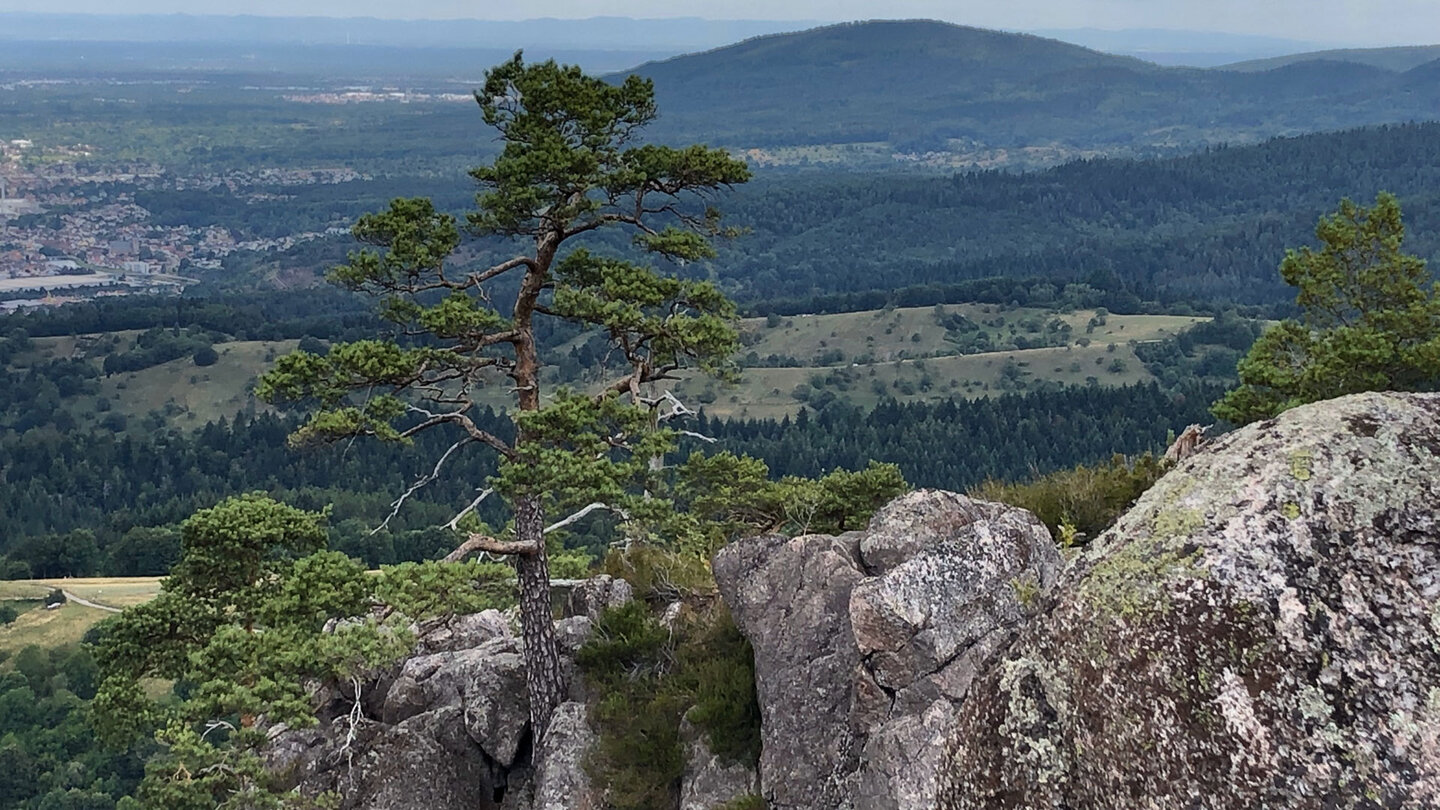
939,392 -> 1440,809
713,490 -> 1061,810
273,577 -> 626,810
529,701 -> 600,810
679,714 -> 761,810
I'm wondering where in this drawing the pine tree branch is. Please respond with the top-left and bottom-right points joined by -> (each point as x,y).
445,533 -> 539,560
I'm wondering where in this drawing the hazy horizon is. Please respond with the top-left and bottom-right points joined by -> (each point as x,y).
0,3 -> 1437,48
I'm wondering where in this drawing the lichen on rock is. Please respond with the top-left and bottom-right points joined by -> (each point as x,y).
714,489 -> 1061,810
939,392 -> 1440,809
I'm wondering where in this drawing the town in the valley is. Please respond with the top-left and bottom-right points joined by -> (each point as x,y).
0,136 -> 361,312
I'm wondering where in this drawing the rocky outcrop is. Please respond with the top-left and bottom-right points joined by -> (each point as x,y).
529,701 -> 599,810
713,490 -> 1061,810
679,715 -> 762,810
939,392 -> 1440,809
273,586 -> 622,810
563,574 -> 634,622
712,530 -> 867,809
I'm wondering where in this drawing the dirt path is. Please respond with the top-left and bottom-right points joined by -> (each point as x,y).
62,590 -> 121,613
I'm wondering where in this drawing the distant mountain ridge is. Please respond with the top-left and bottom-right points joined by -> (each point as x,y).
0,12 -> 822,52
1032,28 -> 1330,68
620,20 -> 1440,163
1220,44 -> 1440,72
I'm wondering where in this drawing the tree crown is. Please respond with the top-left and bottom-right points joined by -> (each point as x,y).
1213,192 -> 1440,424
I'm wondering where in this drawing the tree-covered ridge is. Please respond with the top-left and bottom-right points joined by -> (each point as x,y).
629,20 -> 1440,155
703,124 -> 1440,305
75,122 -> 1440,308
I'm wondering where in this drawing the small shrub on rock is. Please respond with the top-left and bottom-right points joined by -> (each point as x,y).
972,453 -> 1167,542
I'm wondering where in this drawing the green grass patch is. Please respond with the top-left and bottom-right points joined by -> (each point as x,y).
0,601 -> 114,655
0,578 -> 163,655
97,338 -> 298,427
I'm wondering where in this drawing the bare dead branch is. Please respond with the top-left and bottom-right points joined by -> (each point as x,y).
654,390 -> 695,422
372,437 -> 473,535
443,487 -> 495,531
544,502 -> 630,535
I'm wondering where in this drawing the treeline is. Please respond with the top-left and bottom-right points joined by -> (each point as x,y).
694,382 -> 1223,491
4,290 -> 378,342
0,380 -> 1223,577
0,409 -> 511,577
1135,313 -> 1269,389
744,276 -> 1282,320
703,124 -> 1440,306
3,289 -> 588,355
99,327 -> 220,375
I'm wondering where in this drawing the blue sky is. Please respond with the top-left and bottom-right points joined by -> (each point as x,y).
0,1 -> 1436,46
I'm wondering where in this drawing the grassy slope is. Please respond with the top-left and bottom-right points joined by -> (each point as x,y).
16,308 -> 1200,427
19,335 -> 299,428
666,305 -> 1201,419
736,304 -> 1197,364
670,342 -> 1157,420
0,577 -> 163,654
99,339 -> 299,427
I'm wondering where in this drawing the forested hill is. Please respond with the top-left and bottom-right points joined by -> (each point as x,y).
1221,45 -> 1440,73
702,123 -> 1440,306
623,20 -> 1440,156
107,121 -> 1440,307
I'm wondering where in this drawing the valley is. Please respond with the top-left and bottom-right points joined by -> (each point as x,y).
0,14 -> 1437,809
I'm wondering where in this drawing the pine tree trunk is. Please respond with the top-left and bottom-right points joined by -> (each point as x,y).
514,492 -> 565,745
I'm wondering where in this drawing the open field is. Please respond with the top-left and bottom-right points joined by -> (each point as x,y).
0,578 -> 163,654
669,341 -> 1158,420
0,601 -> 115,653
9,305 -> 1205,430
736,304 -> 1202,366
100,339 -> 299,426
0,576 -> 163,607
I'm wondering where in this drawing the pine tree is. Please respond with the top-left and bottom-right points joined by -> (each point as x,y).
257,54 -> 751,741
1213,193 -> 1440,424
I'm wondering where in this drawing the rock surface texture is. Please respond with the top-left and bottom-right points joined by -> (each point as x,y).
679,715 -> 762,810
272,600 -> 610,810
713,489 -> 1061,810
939,392 -> 1440,809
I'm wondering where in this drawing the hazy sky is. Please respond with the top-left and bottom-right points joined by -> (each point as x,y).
0,1 -> 1436,46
